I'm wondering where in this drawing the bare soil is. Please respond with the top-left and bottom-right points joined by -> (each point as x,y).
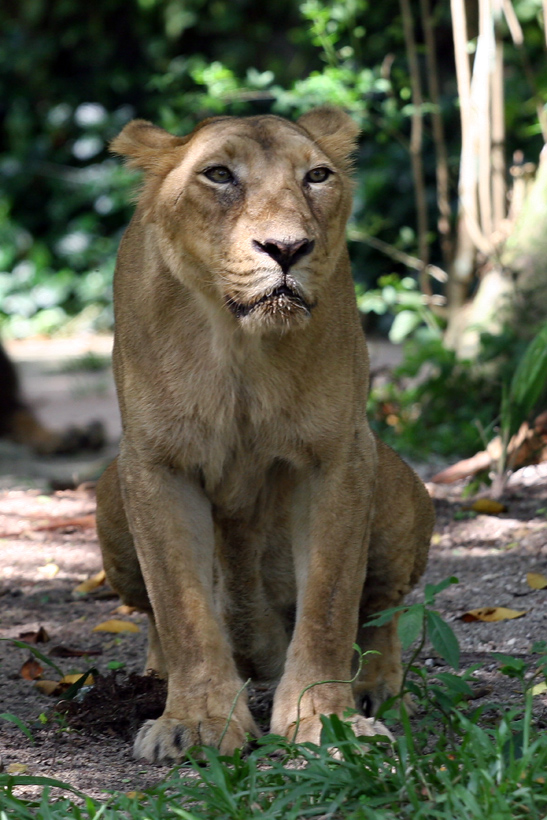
1,335 -> 547,801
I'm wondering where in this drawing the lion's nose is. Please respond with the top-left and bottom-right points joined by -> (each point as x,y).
253,238 -> 315,271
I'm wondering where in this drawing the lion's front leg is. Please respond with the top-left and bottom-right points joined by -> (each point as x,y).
117,450 -> 258,764
270,450 -> 392,745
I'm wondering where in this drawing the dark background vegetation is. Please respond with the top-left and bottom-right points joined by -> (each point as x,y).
1,0 -> 547,460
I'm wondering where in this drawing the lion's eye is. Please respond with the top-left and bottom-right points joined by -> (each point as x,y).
203,166 -> 234,184
305,166 -> 332,184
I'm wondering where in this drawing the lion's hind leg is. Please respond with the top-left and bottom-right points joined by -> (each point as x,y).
354,439 -> 434,716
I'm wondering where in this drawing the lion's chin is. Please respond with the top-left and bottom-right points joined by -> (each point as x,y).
227,285 -> 313,333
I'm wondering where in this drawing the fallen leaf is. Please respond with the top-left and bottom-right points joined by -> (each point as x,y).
49,645 -> 102,658
34,514 -> 96,532
469,499 -> 507,515
34,680 -> 62,696
125,791 -> 145,800
35,672 -> 94,696
527,572 -> 547,590
74,569 -> 106,594
18,626 -> 50,644
7,764 -> 28,774
531,682 -> 547,696
39,563 -> 59,579
461,607 -> 527,622
60,672 -> 94,686
20,658 -> 43,681
92,619 -> 140,634
112,604 -> 137,616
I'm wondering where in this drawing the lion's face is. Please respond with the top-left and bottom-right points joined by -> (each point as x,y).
112,108 -> 359,333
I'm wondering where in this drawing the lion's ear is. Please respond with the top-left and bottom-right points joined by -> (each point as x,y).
110,120 -> 188,173
297,107 -> 359,169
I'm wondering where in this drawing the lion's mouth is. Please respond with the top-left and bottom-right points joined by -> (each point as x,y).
227,284 -> 313,320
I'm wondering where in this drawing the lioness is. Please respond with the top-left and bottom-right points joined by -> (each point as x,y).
96,106 -> 434,763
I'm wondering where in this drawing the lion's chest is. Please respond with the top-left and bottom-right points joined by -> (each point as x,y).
167,368 -> 317,514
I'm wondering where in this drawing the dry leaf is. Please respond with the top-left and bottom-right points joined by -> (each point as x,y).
125,791 -> 145,800
34,679 -> 62,696
531,682 -> 547,696
7,764 -> 28,774
469,499 -> 507,515
461,607 -> 527,622
20,658 -> 43,681
74,569 -> 107,594
18,626 -> 50,644
39,563 -> 59,579
49,645 -> 102,658
92,619 -> 140,634
60,672 -> 94,686
34,514 -> 96,532
112,604 -> 137,616
527,572 -> 547,590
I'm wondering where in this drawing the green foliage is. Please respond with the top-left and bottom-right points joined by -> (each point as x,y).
368,334 -> 501,458
4,668 -> 547,818
367,314 -> 547,460
499,320 -> 547,470
494,641 -> 547,698
357,274 -> 443,343
0,0 -> 468,337
1,0 -> 547,462
366,576 -> 460,672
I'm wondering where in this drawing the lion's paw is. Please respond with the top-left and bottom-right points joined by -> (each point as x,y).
288,713 -> 394,746
133,716 -> 249,764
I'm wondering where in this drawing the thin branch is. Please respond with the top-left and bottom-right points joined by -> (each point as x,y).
399,0 -> 431,294
491,33 -> 506,229
449,0 -> 478,309
476,0 -> 494,238
348,227 -> 448,282
419,0 -> 454,269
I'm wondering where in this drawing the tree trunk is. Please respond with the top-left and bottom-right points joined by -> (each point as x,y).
502,148 -> 547,333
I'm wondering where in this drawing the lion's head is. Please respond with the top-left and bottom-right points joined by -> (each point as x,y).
112,107 -> 359,334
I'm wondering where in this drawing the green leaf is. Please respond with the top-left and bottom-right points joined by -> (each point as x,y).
0,773 -> 87,798
503,321 -> 547,440
426,610 -> 460,669
107,660 -> 126,670
5,639 -> 65,677
397,606 -> 424,650
509,321 -> 547,412
424,576 -> 459,606
365,604 -> 409,628
434,672 -> 473,697
389,309 -> 422,343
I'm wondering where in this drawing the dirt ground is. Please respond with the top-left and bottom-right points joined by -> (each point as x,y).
1,335 -> 547,801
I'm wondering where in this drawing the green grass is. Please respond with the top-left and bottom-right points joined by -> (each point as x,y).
3,705 -> 547,820
3,589 -> 547,819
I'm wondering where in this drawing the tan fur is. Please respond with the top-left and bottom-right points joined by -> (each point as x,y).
96,107 -> 434,763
